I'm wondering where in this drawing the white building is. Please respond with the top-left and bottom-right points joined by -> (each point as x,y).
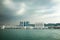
35,23 -> 44,29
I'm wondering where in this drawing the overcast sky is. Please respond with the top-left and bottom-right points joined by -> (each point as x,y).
0,0 -> 60,25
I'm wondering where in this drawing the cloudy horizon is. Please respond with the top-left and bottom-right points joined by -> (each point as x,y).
0,0 -> 60,25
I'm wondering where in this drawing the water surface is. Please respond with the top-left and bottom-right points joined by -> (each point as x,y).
1,29 -> 60,40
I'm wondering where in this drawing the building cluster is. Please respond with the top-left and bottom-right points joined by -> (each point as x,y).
19,21 -> 35,27
45,23 -> 60,29
0,21 -> 60,29
18,21 -> 44,29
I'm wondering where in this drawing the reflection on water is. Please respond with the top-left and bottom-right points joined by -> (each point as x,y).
1,29 -> 60,40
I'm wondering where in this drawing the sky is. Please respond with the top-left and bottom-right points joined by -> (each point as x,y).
0,0 -> 60,25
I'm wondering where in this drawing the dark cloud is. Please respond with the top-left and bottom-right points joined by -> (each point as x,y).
0,0 -> 16,24
0,0 -> 54,24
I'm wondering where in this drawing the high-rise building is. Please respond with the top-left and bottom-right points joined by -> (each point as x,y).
24,21 -> 29,26
35,23 -> 44,29
19,21 -> 29,26
19,21 -> 24,26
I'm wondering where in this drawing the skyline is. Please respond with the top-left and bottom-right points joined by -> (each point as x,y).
0,0 -> 60,25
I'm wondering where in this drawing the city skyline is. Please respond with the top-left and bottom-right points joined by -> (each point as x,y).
1,21 -> 60,29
